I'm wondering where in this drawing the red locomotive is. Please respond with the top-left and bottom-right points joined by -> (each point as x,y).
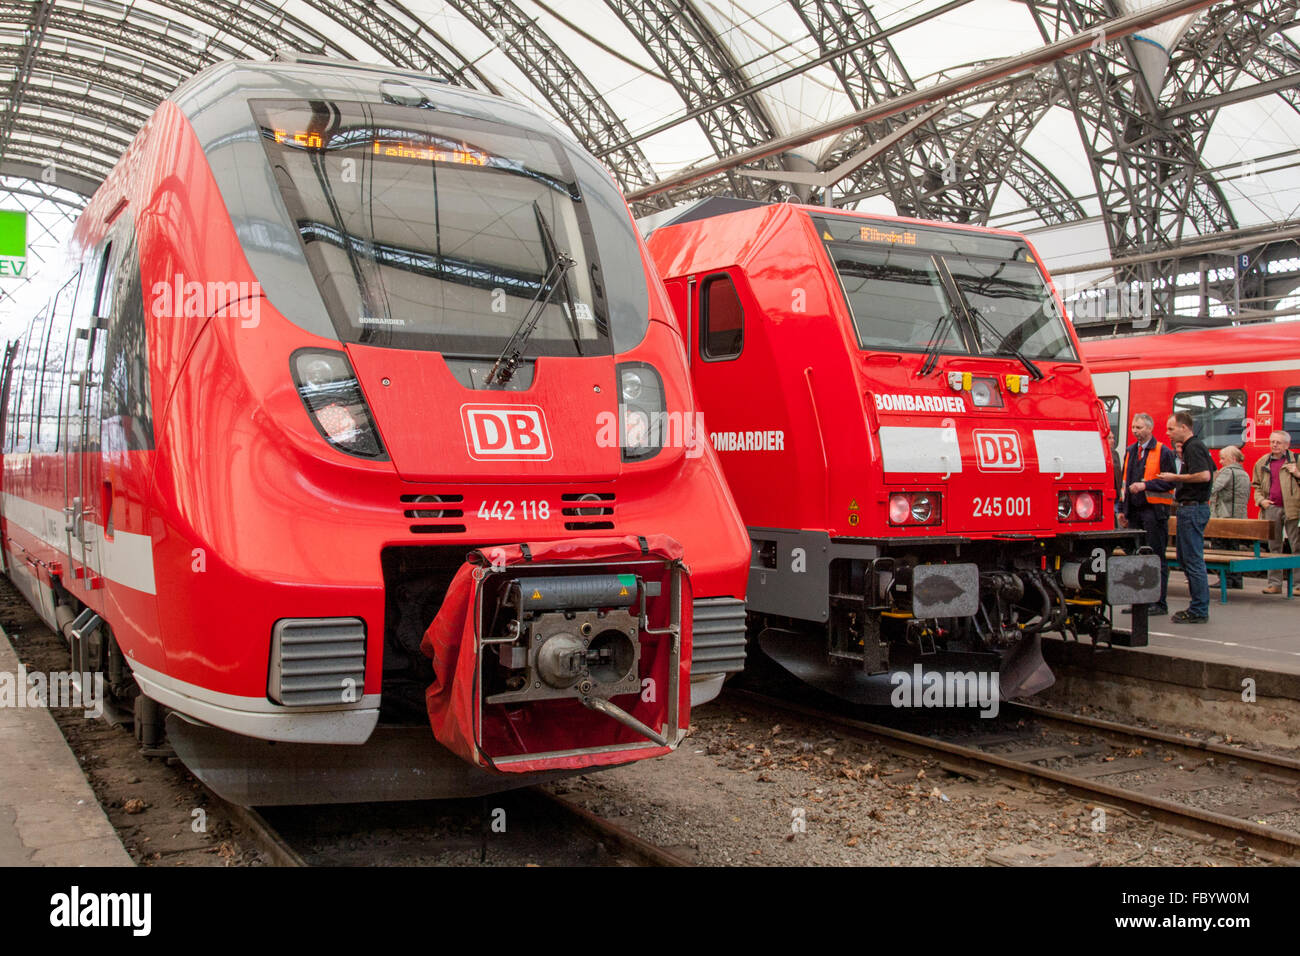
1083,320 -> 1300,508
0,59 -> 750,804
644,199 -> 1161,702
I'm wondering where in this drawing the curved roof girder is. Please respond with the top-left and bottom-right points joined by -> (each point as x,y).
603,0 -> 784,200
0,0 -> 505,201
0,175 -> 86,212
297,0 -> 497,90
939,68 -> 1087,225
787,0 -> 954,214
1026,0 -> 1237,259
1165,0 -> 1300,115
6,102 -> 136,155
442,0 -> 660,194
0,46 -> 177,108
789,0 -> 1083,225
28,0 -> 288,65
9,84 -> 153,143
1,144 -> 116,188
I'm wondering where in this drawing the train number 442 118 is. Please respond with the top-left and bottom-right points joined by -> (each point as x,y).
476,500 -> 551,520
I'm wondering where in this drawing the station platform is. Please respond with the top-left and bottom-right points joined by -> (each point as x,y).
1044,574 -> 1300,699
0,627 -> 132,866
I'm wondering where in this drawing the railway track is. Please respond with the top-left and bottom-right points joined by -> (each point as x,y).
254,788 -> 692,866
1001,701 -> 1300,784
729,689 -> 1300,862
533,790 -> 692,866
2,580 -> 688,868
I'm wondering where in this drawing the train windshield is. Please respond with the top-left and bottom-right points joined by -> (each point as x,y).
811,214 -> 1076,362
252,99 -> 611,357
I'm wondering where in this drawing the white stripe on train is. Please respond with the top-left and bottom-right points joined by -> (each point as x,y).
1,492 -> 156,595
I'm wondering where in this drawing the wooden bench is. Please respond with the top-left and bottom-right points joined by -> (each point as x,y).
1165,516 -> 1300,603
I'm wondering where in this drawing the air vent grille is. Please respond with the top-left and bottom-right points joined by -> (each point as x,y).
400,494 -> 465,534
562,492 -> 615,530
269,618 -> 367,707
690,597 -> 747,677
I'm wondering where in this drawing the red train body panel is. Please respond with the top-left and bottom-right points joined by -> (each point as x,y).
645,200 -> 1161,703
1082,321 -> 1300,516
0,60 -> 750,804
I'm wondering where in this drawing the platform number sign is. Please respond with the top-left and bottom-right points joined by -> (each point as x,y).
1256,391 -> 1273,434
0,211 -> 27,277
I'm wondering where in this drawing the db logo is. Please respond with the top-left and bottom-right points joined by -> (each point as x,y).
973,430 -> 1023,471
461,405 -> 552,460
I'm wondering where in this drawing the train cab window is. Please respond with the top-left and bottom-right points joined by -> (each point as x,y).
1099,396 -> 1121,446
1173,390 -> 1246,449
36,274 -> 79,452
2,329 -> 29,452
15,307 -> 49,453
252,99 -> 617,359
700,273 -> 743,360
1284,388 -> 1300,446
100,232 -> 153,451
94,241 -> 116,319
825,245 -> 962,353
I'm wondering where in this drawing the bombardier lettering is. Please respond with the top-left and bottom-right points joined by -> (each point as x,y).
711,430 -> 785,451
874,393 -> 968,413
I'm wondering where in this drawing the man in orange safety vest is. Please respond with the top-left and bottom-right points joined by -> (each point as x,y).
1117,412 -> 1178,614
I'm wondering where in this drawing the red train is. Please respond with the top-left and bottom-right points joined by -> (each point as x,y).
0,59 -> 750,804
644,199 -> 1162,703
1083,320 -> 1300,507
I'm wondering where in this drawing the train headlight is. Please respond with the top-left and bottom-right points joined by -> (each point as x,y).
300,356 -> 338,388
292,349 -> 388,460
617,362 -> 665,462
888,492 -> 941,526
620,368 -> 645,403
968,376 -> 1003,408
1058,490 -> 1102,522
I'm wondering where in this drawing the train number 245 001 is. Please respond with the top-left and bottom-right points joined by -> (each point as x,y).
971,496 -> 1031,518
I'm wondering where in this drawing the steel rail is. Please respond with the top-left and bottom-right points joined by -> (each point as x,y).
729,689 -> 1300,861
535,789 -> 692,867
212,797 -> 308,867
1003,701 -> 1300,781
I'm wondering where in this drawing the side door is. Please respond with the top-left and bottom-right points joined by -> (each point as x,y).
65,241 -> 115,592
1090,371 -> 1130,450
661,277 -> 692,366
0,340 -> 19,575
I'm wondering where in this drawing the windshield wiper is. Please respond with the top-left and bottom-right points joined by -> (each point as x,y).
485,245 -> 575,387
533,201 -> 584,357
966,306 -> 1043,380
918,309 -> 956,377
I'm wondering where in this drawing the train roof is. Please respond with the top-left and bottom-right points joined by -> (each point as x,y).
170,57 -> 562,150
1082,321 -> 1300,371
642,199 -> 1043,280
